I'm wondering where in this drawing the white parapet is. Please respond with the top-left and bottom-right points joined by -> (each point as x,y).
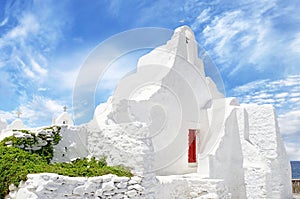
236,104 -> 293,199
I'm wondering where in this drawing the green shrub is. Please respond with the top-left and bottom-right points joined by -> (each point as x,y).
0,128 -> 132,198
5,126 -> 62,163
0,145 -> 48,198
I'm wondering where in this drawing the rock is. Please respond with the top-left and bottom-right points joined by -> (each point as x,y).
128,179 -> 137,185
9,190 -> 17,198
102,181 -> 115,192
126,190 -> 138,198
128,184 -> 144,192
14,133 -> 25,138
84,181 -> 97,193
24,134 -> 33,138
95,189 -> 103,196
45,182 -> 58,191
41,174 -> 50,181
18,181 -> 26,188
131,176 -> 142,184
31,146 -> 42,151
112,193 -> 126,199
15,144 -> 24,148
102,174 -> 115,182
66,177 -> 85,185
73,185 -> 85,195
116,182 -> 127,189
16,188 -> 38,199
115,188 -> 127,193
190,191 -> 198,197
35,185 -> 45,193
196,193 -> 218,199
103,190 -> 115,196
38,140 -> 48,146
38,130 -> 47,135
113,177 -> 129,183
88,176 -> 103,184
9,184 -> 17,191
26,184 -> 38,191
42,173 -> 59,180
5,141 -> 12,145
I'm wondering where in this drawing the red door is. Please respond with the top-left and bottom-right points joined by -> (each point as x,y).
188,129 -> 196,163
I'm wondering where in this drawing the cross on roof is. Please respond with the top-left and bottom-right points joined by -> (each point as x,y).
17,110 -> 22,118
63,105 -> 67,112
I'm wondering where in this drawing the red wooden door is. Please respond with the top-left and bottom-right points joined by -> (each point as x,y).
188,129 -> 196,163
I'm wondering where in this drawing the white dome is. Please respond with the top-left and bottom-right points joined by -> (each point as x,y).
7,118 -> 26,130
54,112 -> 74,126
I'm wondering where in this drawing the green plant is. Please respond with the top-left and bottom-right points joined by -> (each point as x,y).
0,127 -> 132,198
2,126 -> 62,163
0,145 -> 47,198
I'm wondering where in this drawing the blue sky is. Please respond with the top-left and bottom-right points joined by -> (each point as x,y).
0,0 -> 299,159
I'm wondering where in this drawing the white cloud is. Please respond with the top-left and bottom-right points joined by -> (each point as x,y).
232,79 -> 269,93
50,66 -> 80,92
232,75 -> 300,105
289,92 -> 300,97
98,59 -> 136,91
278,109 -> 300,135
290,98 -> 300,103
252,92 -> 273,99
191,0 -> 300,77
30,58 -> 47,76
38,88 -> 48,92
0,1 -> 70,100
6,14 -> 39,40
16,56 -> 36,79
201,8 -> 273,75
191,8 -> 211,29
289,33 -> 300,54
285,142 -> 300,161
0,95 -> 67,127
0,17 -> 8,27
107,0 -> 122,17
0,111 -> 15,122
275,92 -> 289,98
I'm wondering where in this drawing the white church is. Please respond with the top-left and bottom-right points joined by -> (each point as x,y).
0,26 -> 293,199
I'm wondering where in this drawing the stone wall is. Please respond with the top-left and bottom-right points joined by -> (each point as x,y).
7,174 -> 144,199
2,126 -> 61,153
8,173 -> 233,199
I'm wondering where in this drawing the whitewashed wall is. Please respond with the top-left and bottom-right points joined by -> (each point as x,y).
195,98 -> 247,198
52,125 -> 89,162
236,104 -> 293,199
87,120 -> 154,176
96,26 -> 223,176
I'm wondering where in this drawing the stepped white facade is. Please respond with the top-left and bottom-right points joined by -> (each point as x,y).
3,26 -> 292,199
